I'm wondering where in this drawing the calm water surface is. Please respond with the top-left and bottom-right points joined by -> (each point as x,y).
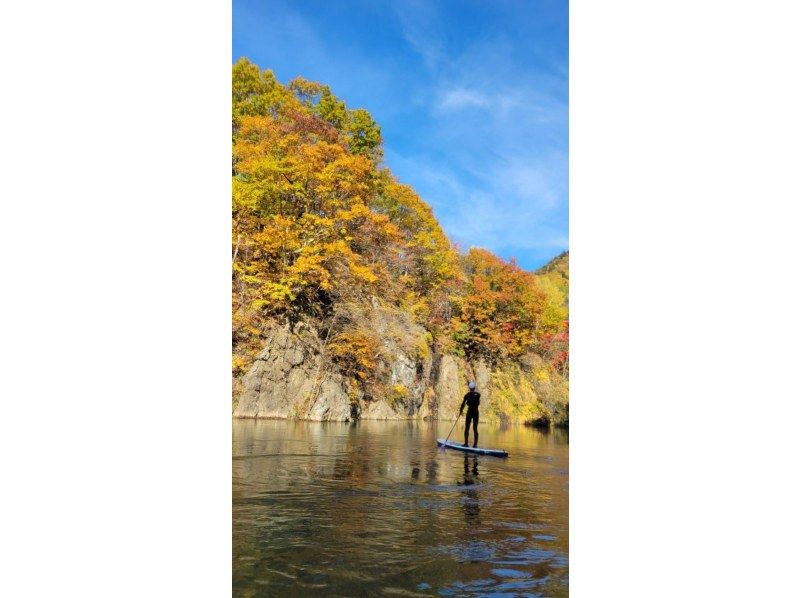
233,420 -> 568,597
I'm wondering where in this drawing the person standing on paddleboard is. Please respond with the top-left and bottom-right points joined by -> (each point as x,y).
460,381 -> 481,447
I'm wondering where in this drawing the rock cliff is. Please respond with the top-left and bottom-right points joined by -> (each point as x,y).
233,318 -> 568,426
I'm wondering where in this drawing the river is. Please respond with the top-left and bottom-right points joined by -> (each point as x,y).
233,419 -> 568,596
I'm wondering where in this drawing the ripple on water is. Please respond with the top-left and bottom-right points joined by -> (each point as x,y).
491,568 -> 530,579
437,540 -> 498,563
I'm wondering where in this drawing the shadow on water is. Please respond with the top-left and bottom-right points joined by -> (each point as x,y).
233,419 -> 568,597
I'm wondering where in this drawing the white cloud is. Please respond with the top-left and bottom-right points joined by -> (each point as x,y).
387,147 -> 568,262
391,0 -> 445,70
439,88 -> 490,110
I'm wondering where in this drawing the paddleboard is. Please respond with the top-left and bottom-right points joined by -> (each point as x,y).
437,439 -> 508,457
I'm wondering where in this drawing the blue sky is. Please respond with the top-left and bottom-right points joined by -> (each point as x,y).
233,0 -> 568,270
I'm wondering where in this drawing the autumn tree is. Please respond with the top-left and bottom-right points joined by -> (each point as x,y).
232,58 -> 567,389
451,248 -> 566,361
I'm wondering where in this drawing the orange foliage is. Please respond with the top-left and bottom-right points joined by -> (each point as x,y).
452,248 -> 566,360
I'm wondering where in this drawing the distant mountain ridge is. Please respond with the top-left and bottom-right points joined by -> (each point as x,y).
535,251 -> 568,307
536,251 -> 568,276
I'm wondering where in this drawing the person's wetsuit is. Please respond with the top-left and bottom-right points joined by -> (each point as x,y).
460,390 -> 481,447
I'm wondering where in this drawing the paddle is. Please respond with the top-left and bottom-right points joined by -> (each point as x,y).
440,411 -> 461,449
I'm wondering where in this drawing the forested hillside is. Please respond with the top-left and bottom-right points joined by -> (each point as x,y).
232,58 -> 568,425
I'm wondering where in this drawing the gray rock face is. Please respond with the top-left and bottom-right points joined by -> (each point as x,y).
473,359 -> 492,405
390,353 -> 416,389
233,311 -> 437,422
357,302 -> 433,419
360,399 -> 402,420
233,317 -> 563,424
234,323 -> 354,421
434,355 -> 465,420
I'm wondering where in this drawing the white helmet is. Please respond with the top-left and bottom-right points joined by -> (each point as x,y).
468,381 -> 476,390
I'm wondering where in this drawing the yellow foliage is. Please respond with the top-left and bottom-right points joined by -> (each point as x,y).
328,330 -> 379,381
414,332 -> 432,361
392,384 -> 408,397
232,355 -> 250,377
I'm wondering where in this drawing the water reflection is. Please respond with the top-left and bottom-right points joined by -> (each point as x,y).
460,455 -> 481,527
461,453 -> 479,485
233,419 -> 568,597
